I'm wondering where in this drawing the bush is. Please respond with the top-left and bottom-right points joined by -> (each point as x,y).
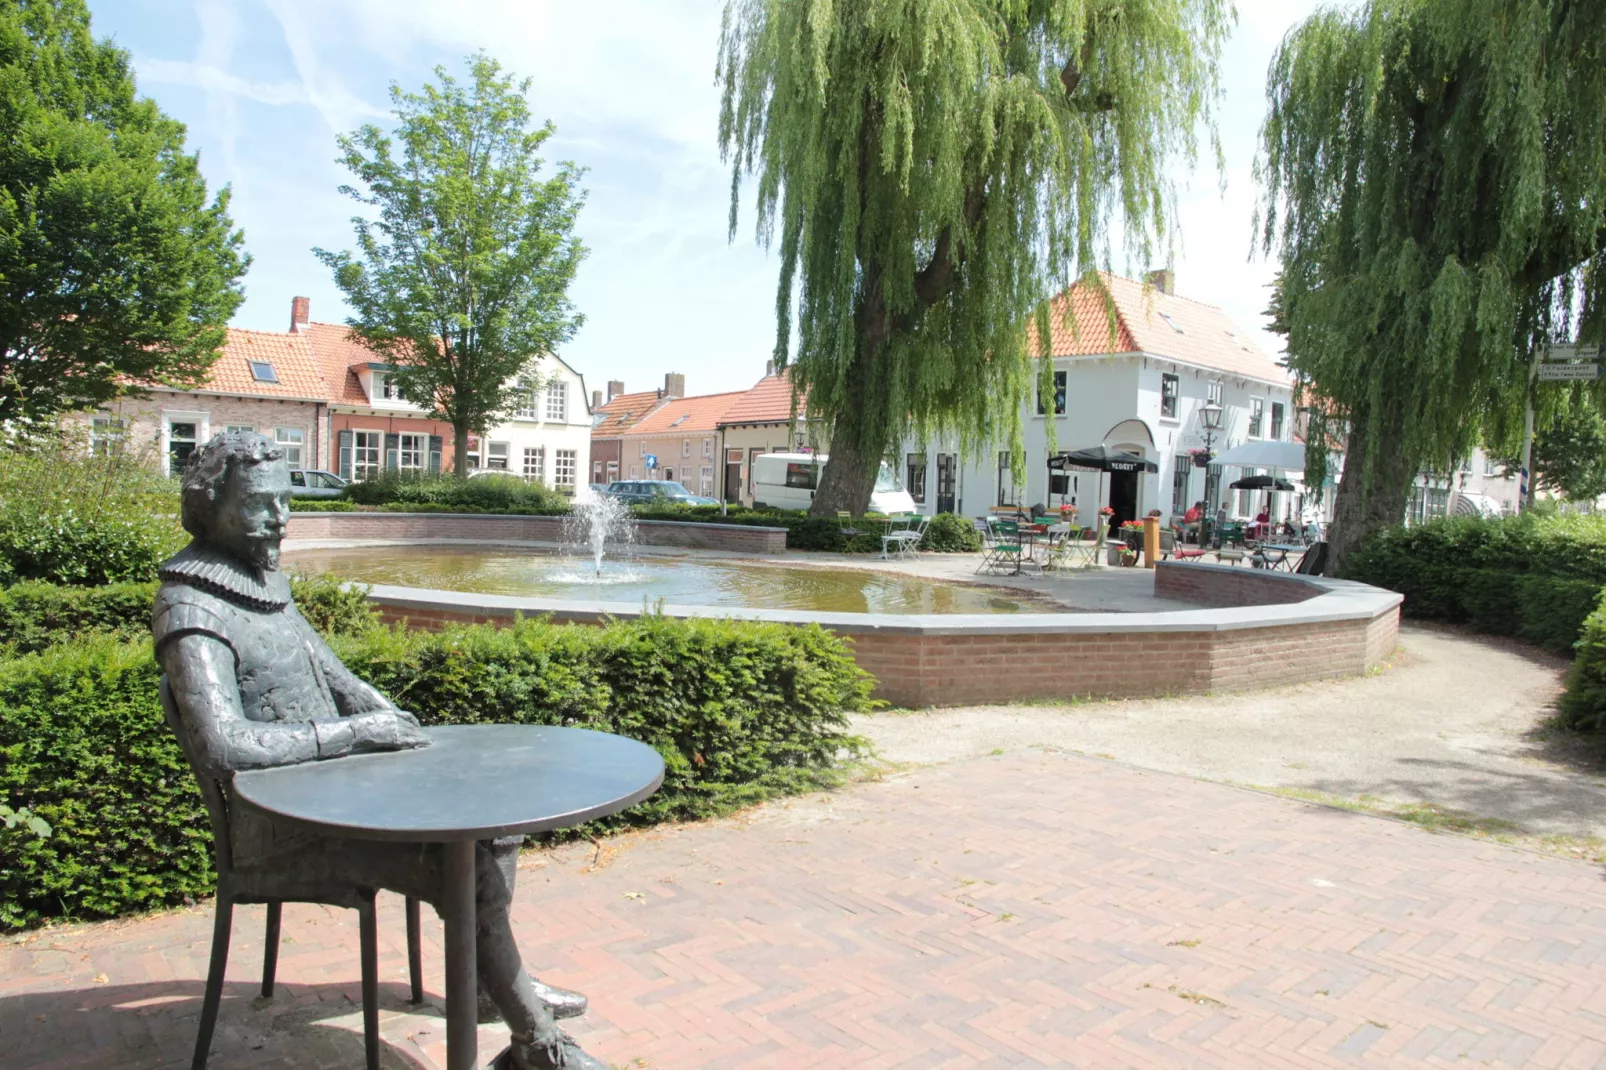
0,614 -> 873,929
1560,590 -> 1606,732
920,512 -> 983,553
0,441 -> 185,587
343,471 -> 569,513
631,506 -> 981,554
1340,515 -> 1606,654
289,498 -> 358,512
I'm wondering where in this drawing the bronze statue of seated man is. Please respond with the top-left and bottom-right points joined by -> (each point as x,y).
154,431 -> 602,1070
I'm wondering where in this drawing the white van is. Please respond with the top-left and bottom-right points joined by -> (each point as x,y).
750,452 -> 917,514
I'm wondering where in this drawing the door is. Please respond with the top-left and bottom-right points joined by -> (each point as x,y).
725,448 -> 743,503
747,447 -> 765,499
936,454 -> 957,513
1108,469 -> 1139,534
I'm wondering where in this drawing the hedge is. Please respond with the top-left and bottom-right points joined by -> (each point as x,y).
1560,589 -> 1606,732
342,471 -> 569,512
632,505 -> 983,554
1340,515 -> 1606,654
0,614 -> 873,929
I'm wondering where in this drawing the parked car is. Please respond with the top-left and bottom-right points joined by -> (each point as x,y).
750,452 -> 916,514
603,480 -> 718,507
586,483 -> 613,496
287,469 -> 349,499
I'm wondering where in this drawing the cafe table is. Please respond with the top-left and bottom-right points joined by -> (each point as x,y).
232,724 -> 665,1070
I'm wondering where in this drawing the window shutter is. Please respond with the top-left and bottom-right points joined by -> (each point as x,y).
385,433 -> 400,472
337,430 -> 353,479
429,435 -> 442,473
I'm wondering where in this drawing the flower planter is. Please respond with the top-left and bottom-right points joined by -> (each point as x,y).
1191,453 -> 1213,468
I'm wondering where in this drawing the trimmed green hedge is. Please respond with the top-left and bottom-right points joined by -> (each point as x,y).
342,471 -> 569,512
1341,515 -> 1606,654
632,504 -> 982,554
1560,590 -> 1606,732
0,614 -> 873,929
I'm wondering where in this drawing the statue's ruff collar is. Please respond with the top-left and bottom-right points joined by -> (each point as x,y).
159,542 -> 292,611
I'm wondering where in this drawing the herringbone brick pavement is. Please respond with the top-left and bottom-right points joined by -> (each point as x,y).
4,750 -> 1605,1069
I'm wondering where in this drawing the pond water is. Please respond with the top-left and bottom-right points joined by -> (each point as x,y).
284,545 -> 1034,615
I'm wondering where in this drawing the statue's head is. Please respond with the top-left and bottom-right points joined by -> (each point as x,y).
180,431 -> 292,571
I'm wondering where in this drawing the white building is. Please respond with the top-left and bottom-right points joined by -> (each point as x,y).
463,355 -> 594,491
900,272 -> 1298,531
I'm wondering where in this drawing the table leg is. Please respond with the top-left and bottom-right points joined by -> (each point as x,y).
443,840 -> 478,1070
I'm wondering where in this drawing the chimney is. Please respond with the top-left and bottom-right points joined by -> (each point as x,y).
765,359 -> 776,377
591,389 -> 602,410
606,379 -> 625,401
289,295 -> 311,332
1145,269 -> 1175,296
663,372 -> 685,398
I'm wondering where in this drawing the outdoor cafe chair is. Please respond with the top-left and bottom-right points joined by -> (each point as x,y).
888,514 -> 931,559
836,511 -> 861,541
977,519 -> 1025,575
159,679 -> 423,1070
880,514 -> 914,559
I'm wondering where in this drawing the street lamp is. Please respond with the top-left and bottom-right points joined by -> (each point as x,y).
1195,399 -> 1225,544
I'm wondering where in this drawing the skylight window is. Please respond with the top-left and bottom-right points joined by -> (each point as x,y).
671,414 -> 690,427
1157,311 -> 1185,334
249,361 -> 279,383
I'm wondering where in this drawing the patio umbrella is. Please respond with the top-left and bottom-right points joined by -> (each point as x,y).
1211,440 -> 1307,473
1048,447 -> 1159,533
1228,474 -> 1296,491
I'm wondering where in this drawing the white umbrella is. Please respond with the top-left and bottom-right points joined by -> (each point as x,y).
1211,439 -> 1307,472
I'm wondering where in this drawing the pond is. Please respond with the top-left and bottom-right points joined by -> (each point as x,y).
284,545 -> 1035,615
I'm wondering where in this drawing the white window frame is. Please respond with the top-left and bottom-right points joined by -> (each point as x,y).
545,381 -> 568,422
606,460 -> 619,481
351,429 -> 384,481
275,426 -> 305,467
379,373 -> 404,401
703,437 -> 713,457
90,415 -> 126,455
1160,373 -> 1180,421
225,423 -> 255,434
514,380 -> 539,420
1270,401 -> 1285,441
162,412 -> 208,479
1207,380 -> 1223,405
1036,370 -> 1068,416
397,432 -> 428,471
523,446 -> 545,481
699,465 -> 713,496
553,448 -> 577,488
486,441 -> 510,470
682,438 -> 691,458
1248,397 -> 1265,438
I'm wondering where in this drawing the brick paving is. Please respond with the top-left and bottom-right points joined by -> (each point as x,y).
4,750 -> 1606,1069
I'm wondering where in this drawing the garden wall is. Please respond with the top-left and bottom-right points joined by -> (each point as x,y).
287,511 -> 789,554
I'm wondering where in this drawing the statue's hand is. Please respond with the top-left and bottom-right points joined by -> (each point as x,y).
393,710 -> 431,749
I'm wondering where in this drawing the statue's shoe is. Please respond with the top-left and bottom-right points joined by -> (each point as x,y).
478,978 -> 589,1023
489,1031 -> 607,1070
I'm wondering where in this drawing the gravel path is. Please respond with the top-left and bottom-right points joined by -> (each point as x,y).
854,622 -> 1606,842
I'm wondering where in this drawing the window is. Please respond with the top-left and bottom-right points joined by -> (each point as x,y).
1270,402 -> 1285,441
606,461 -> 619,481
907,452 -> 928,505
1207,380 -> 1223,405
397,433 -> 428,471
90,416 -> 125,455
639,440 -> 646,457
1160,373 -> 1180,420
1237,468 -> 1259,516
784,462 -> 818,489
996,451 -> 1015,506
545,381 -> 568,422
275,427 -> 304,467
629,465 -> 640,479
1036,370 -> 1068,415
352,431 -> 383,481
523,447 -> 545,482
703,438 -> 713,457
682,438 -> 691,458
1460,455 -> 1473,474
553,449 -> 576,488
167,421 -> 199,477
1484,456 -> 1498,477
1248,398 -> 1265,437
486,441 -> 509,470
1172,457 -> 1191,515
225,424 -> 255,434
380,374 -> 404,401
699,465 -> 713,496
515,380 -> 539,419
1157,311 -> 1185,334
1205,464 -> 1222,516
249,361 -> 278,383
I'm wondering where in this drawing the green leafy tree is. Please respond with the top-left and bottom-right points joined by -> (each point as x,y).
317,54 -> 587,477
1533,403 -> 1606,503
0,0 -> 247,425
717,0 -> 1229,515
1258,0 -> 1606,571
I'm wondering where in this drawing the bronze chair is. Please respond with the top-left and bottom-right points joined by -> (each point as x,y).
159,678 -> 424,1070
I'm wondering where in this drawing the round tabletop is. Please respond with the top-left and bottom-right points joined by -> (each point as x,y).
232,725 -> 665,842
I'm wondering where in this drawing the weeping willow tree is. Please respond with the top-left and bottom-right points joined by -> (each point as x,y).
1258,0 -> 1606,570
717,0 -> 1230,515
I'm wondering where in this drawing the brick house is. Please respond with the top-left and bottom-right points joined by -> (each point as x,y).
588,374 -> 681,486
714,365 -> 818,506
613,389 -> 745,497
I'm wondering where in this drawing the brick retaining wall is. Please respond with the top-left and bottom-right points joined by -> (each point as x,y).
365,564 -> 1403,708
286,511 -> 789,554
1153,560 -> 1321,607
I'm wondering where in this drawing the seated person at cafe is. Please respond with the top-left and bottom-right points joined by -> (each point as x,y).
1249,506 -> 1271,541
1181,500 -> 1205,542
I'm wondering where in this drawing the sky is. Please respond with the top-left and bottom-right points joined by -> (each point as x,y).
91,0 -> 1332,401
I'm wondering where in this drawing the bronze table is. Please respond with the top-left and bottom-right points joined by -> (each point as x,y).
233,724 -> 665,1070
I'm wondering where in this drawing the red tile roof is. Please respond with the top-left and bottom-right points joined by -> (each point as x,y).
591,389 -> 673,435
181,327 -> 327,399
1043,273 -> 1290,385
622,391 -> 746,437
717,370 -> 806,427
298,321 -> 385,406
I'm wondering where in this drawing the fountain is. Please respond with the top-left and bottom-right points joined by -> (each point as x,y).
562,488 -> 637,576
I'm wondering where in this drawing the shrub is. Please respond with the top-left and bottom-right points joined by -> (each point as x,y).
1560,589 -> 1606,732
1340,514 -> 1606,653
289,498 -> 358,512
630,506 -> 981,554
0,440 -> 185,587
920,512 -> 983,553
0,615 -> 873,929
343,471 -> 569,513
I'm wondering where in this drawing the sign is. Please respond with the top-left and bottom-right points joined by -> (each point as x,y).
1537,362 -> 1602,382
645,453 -> 658,469
1545,344 -> 1601,363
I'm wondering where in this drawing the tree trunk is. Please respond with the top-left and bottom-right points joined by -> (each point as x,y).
809,409 -> 882,516
1323,410 -> 1417,576
452,423 -> 470,478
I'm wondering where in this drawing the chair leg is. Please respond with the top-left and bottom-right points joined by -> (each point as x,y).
358,892 -> 381,1070
260,901 -> 282,998
405,895 -> 424,1003
193,897 -> 233,1070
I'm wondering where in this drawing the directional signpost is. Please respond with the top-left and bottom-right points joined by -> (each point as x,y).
1537,362 -> 1601,382
1522,343 -> 1605,511
645,453 -> 657,470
